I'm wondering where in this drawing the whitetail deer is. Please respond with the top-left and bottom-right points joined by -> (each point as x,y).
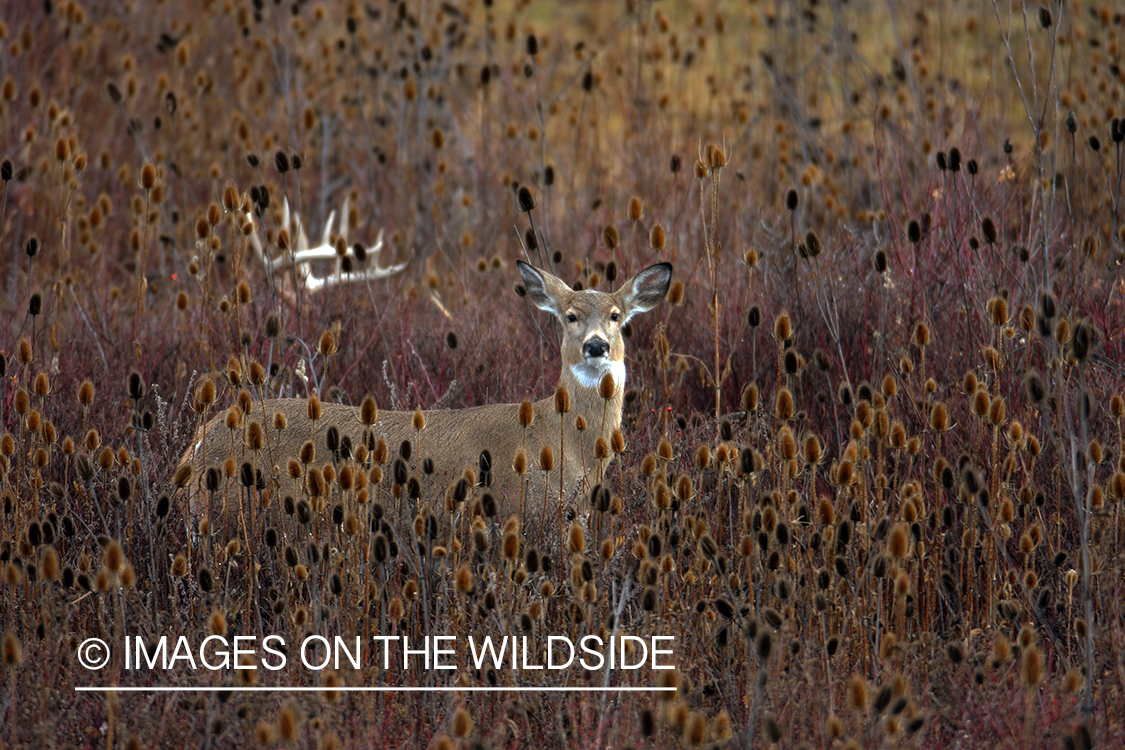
249,197 -> 408,292
177,260 -> 671,538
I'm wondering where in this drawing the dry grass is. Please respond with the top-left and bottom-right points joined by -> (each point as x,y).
2,0 -> 1125,747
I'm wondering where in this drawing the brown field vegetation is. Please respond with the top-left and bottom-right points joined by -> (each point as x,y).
2,0 -> 1125,747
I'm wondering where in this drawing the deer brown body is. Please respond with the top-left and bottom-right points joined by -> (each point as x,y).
177,261 -> 672,533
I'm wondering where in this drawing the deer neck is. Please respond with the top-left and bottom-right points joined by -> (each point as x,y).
554,360 -> 627,440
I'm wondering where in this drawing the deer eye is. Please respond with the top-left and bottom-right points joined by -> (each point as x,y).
566,313 -> 577,323
610,312 -> 620,322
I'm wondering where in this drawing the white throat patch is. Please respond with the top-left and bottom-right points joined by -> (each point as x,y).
570,359 -> 626,392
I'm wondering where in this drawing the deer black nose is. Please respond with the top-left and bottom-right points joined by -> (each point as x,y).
583,338 -> 609,358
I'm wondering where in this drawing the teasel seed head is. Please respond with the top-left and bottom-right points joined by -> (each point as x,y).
774,387 -> 795,421
785,188 -> 799,211
602,223 -> 619,249
597,371 -> 617,400
741,382 -> 760,412
554,385 -> 570,414
1020,645 -> 1044,687
803,434 -> 823,465
988,396 -> 1006,425
981,216 -> 998,245
2,632 -> 22,668
1063,668 -> 1083,696
665,279 -> 685,306
694,444 -> 711,469
318,330 -> 337,357
197,376 -> 216,407
987,295 -> 1008,326
539,445 -> 554,472
516,185 -> 536,212
847,674 -> 869,712
929,402 -> 949,432
773,311 -> 792,341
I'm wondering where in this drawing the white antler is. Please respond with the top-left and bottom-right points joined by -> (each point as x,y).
248,196 -> 407,292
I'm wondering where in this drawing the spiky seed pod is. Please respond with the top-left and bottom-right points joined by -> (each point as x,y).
627,195 -> 644,222
502,531 -> 520,560
650,223 -> 667,250
306,394 -> 321,421
663,279 -> 685,306
511,399 -> 533,429
2,632 -> 22,668
741,383 -> 760,413
139,163 -> 157,190
674,473 -> 694,502
774,387 -> 795,421
517,186 -> 536,212
412,408 -> 426,431
907,219 -> 922,244
804,434 -> 823,465
451,706 -> 473,738
246,421 -> 264,451
592,437 -> 609,460
554,385 -> 570,414
987,295 -> 1008,326
318,330 -> 337,357
988,396 -> 1006,425
981,217 -> 998,245
785,188 -> 799,211
356,395 -> 379,426
773,312 -> 792,341
694,445 -> 711,470
172,463 -> 192,488
847,675 -> 868,712
197,376 -> 216,407
539,445 -> 554,472
970,389 -> 990,417
31,372 -> 50,397
1072,319 -> 1097,362
602,224 -> 619,249
887,523 -> 910,559
223,406 -> 243,431
778,427 -> 797,461
1021,645 -> 1044,687
805,230 -> 822,257
598,372 -> 616,400
306,468 -> 326,497
929,402 -> 949,432
567,522 -> 586,554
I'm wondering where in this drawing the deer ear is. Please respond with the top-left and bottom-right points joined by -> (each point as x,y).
518,260 -> 571,315
619,262 -> 672,321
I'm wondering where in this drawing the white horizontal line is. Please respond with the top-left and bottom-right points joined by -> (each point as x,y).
76,686 -> 675,693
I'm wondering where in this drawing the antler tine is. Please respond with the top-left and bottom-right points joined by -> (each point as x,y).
321,208 -> 336,248
249,195 -> 405,292
280,196 -> 291,235
290,245 -> 342,264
